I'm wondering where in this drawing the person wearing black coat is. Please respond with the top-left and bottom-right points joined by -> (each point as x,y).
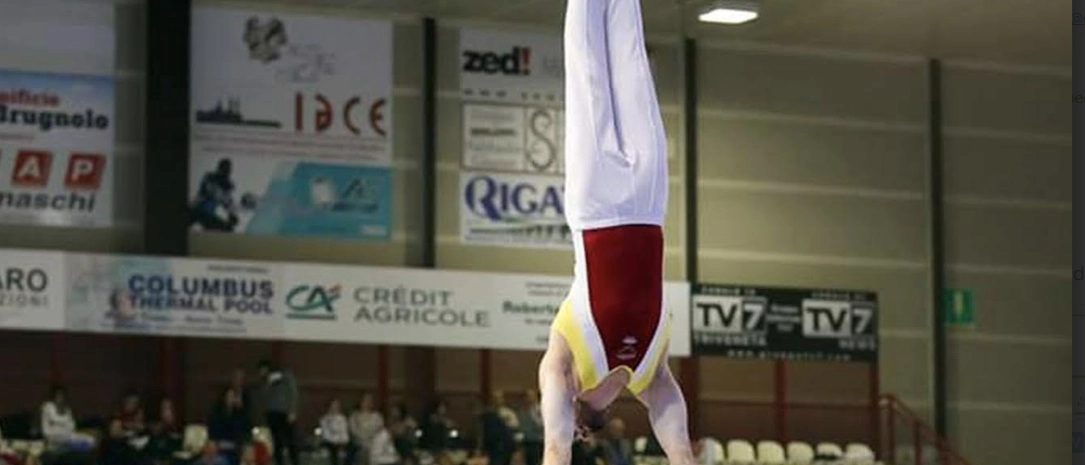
208,388 -> 253,465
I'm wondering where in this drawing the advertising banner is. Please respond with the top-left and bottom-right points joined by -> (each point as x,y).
283,263 -> 691,355
188,156 -> 392,240
0,70 -> 115,227
0,249 -> 65,331
459,27 -> 565,175
0,0 -> 115,76
691,283 -> 878,362
189,6 -> 394,239
65,254 -> 283,339
459,171 -> 570,248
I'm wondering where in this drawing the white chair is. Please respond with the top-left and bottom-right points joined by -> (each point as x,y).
634,436 -> 648,455
697,437 -> 725,465
815,442 -> 844,460
725,439 -> 755,464
755,440 -> 786,464
175,424 -> 209,459
844,443 -> 876,464
785,441 -> 814,464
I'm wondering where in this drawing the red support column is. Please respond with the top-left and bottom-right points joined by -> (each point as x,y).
377,345 -> 390,413
679,357 -> 700,438
773,360 -> 788,443
869,362 -> 881,457
159,338 -> 186,420
271,341 -> 285,365
480,349 -> 493,401
49,334 -> 65,386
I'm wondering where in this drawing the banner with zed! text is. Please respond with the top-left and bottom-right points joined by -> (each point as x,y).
65,254 -> 283,339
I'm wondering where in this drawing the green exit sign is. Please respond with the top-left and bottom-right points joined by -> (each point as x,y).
944,288 -> 974,327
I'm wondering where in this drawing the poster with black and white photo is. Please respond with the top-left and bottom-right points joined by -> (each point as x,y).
459,28 -> 564,175
691,283 -> 878,362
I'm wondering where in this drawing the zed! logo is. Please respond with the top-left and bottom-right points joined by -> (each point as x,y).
285,284 -> 341,320
462,46 -> 532,76
692,296 -> 766,333
801,299 -> 874,338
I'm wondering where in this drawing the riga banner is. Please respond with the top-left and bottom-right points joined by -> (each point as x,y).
460,171 -> 570,248
0,71 -> 115,227
459,27 -> 564,175
0,249 -> 65,331
691,283 -> 878,362
283,262 -> 691,355
65,254 -> 283,339
189,6 -> 394,239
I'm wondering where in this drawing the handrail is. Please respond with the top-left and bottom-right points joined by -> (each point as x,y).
879,394 -> 972,465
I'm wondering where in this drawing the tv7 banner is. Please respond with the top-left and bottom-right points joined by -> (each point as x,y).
690,283 -> 878,363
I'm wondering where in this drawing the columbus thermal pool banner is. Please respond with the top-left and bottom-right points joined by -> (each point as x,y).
691,283 -> 879,362
459,28 -> 565,175
283,262 -> 691,355
189,6 -> 393,240
65,254 -> 283,339
460,171 -> 570,248
0,249 -> 65,331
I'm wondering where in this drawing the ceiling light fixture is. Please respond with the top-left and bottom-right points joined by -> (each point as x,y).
698,0 -> 759,25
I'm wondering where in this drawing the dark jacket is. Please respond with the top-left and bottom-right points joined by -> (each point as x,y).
208,405 -> 252,446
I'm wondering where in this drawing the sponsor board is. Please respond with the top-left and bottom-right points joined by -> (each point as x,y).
0,0 -> 115,76
65,254 -> 283,339
0,249 -> 64,330
462,104 -> 563,174
190,6 -> 394,239
459,171 -> 570,248
283,262 -> 691,355
188,156 -> 392,239
692,283 -> 878,362
459,28 -> 563,105
0,70 -> 114,227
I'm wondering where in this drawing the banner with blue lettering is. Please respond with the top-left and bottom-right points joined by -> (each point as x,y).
64,254 -> 283,339
460,170 -> 570,248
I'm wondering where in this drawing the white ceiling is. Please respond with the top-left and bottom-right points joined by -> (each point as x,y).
296,0 -> 1069,68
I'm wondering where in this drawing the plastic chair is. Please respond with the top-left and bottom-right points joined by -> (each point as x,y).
725,439 -> 755,464
815,442 -> 844,460
697,437 -> 725,465
634,436 -> 648,455
785,441 -> 815,464
844,442 -> 876,463
756,440 -> 786,464
175,424 -> 209,460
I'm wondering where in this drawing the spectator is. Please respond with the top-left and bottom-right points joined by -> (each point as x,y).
196,442 -> 230,465
257,360 -> 300,465
40,386 -> 95,453
117,391 -> 146,437
477,395 -> 515,465
367,416 -> 399,465
320,399 -> 350,465
99,418 -> 141,465
230,368 -> 254,419
598,419 -> 632,465
348,393 -> 383,465
490,392 -> 519,432
418,399 -> 454,455
209,387 -> 253,465
517,390 -> 543,465
145,398 -> 182,465
387,403 -> 417,465
571,436 -> 603,465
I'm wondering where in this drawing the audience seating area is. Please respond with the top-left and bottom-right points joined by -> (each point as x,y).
636,437 -> 883,465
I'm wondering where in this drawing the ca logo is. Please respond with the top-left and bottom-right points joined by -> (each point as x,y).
285,284 -> 341,320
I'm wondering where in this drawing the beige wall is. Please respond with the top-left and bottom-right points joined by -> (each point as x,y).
941,62 -> 1070,465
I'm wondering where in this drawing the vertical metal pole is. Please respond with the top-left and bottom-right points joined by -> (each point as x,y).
927,58 -> 948,438
679,37 -> 701,438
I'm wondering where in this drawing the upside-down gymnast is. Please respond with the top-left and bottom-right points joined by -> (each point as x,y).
537,1 -> 695,465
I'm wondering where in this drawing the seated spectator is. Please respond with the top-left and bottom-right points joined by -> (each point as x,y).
117,391 -> 147,438
99,418 -> 141,465
368,416 -> 399,465
572,435 -> 603,465
477,396 -> 515,465
348,393 -> 383,465
598,418 -> 632,465
387,403 -> 417,465
209,387 -> 252,465
146,398 -> 182,465
419,399 -> 454,455
40,386 -> 95,453
320,399 -> 351,465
